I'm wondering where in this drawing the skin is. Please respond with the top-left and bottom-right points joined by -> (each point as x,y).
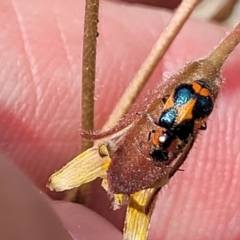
0,0 -> 240,239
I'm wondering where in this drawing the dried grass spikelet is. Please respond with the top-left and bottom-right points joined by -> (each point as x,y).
47,23 -> 240,240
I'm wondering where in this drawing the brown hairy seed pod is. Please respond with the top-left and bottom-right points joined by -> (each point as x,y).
81,22 -> 240,195
82,57 -> 220,194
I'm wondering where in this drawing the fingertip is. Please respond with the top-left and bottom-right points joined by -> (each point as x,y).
51,201 -> 122,240
0,153 -> 72,240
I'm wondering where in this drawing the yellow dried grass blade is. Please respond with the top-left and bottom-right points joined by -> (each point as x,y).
123,188 -> 157,240
47,145 -> 110,191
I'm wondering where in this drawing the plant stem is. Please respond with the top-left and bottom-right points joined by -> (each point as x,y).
81,0 -> 99,151
103,0 -> 200,130
65,0 -> 99,202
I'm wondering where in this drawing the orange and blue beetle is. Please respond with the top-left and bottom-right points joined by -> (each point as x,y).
148,79 -> 214,163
